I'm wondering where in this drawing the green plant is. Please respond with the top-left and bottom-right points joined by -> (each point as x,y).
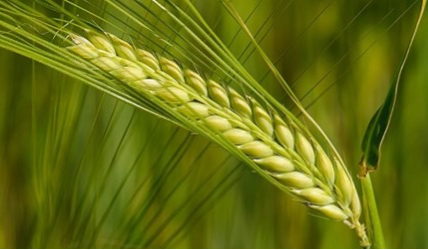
0,0 -> 427,248
67,30 -> 369,246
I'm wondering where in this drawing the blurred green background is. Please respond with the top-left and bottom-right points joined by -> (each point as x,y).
1,0 -> 427,248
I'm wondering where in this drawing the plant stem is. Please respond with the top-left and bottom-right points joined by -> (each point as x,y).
359,1 -> 426,248
361,175 -> 385,249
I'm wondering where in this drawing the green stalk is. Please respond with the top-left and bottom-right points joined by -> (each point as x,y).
361,175 -> 385,249
360,1 -> 426,248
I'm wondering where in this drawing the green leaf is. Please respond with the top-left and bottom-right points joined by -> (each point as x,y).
360,79 -> 397,176
360,0 -> 426,177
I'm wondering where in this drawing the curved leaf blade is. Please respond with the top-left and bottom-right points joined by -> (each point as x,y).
360,0 -> 426,177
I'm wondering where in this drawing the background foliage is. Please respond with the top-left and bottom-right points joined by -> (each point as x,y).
0,0 -> 427,248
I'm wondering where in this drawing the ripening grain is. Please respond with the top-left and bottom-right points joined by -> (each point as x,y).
67,31 -> 369,247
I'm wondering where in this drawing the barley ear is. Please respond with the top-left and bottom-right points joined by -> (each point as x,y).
66,31 -> 369,247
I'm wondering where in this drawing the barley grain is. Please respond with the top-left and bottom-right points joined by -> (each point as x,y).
253,155 -> 294,173
222,128 -> 254,144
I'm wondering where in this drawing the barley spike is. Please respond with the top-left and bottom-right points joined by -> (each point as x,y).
67,31 -> 369,247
